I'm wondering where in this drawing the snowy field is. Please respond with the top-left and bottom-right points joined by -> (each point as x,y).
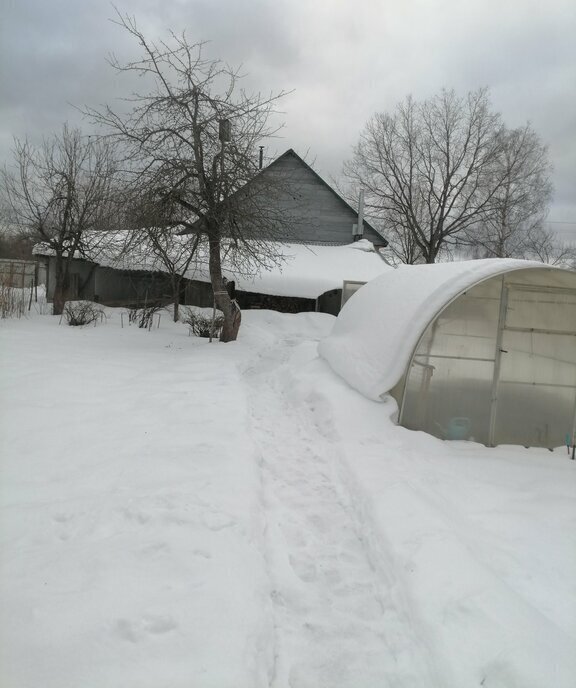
1,304 -> 575,688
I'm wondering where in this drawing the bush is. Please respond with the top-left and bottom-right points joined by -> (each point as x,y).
0,280 -> 49,320
0,281 -> 27,319
180,306 -> 224,338
127,304 -> 163,329
64,301 -> 104,326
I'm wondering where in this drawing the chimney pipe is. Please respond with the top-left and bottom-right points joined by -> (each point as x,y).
219,119 -> 231,142
259,146 -> 264,169
358,189 -> 364,235
353,189 -> 365,241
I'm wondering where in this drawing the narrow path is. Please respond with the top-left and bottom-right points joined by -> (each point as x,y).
243,332 -> 436,688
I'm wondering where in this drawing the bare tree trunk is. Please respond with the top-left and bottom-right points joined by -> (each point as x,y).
221,302 -> 241,343
52,253 -> 68,316
172,276 -> 181,322
208,236 -> 241,342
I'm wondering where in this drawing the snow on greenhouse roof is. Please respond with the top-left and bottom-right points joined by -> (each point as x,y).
319,258 -> 557,401
34,234 -> 390,300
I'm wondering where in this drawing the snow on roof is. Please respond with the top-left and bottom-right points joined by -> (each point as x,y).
220,240 -> 391,299
33,233 -> 171,273
319,258 -> 558,401
34,233 -> 391,300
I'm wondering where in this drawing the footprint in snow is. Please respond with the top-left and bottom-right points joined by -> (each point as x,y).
201,511 -> 236,531
289,554 -> 317,583
115,615 -> 178,643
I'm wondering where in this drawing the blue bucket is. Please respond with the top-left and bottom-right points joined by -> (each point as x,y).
446,417 -> 471,440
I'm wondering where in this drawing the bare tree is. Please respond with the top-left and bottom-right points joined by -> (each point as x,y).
344,89 -> 507,263
122,202 -> 201,323
464,124 -> 554,258
1,126 -> 118,314
86,11 -> 291,341
523,227 -> 576,268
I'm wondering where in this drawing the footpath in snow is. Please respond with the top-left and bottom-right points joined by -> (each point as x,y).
281,348 -> 576,688
241,314 -> 436,686
1,305 -> 575,688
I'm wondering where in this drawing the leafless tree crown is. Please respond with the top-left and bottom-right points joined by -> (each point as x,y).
344,88 -> 557,264
86,10 -> 293,340
1,125 -> 118,314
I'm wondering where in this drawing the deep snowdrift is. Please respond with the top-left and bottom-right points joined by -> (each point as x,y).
1,304 -> 575,687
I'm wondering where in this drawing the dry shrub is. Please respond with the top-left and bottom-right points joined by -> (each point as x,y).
127,304 -> 163,329
0,278 -> 27,319
64,301 -> 104,326
180,306 -> 224,338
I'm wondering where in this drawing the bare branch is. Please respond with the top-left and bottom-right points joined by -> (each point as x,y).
85,14 -> 292,339
343,88 -> 529,263
1,126 -> 120,314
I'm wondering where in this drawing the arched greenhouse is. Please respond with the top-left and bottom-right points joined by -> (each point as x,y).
320,259 -> 576,448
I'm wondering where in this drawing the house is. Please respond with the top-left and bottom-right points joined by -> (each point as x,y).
35,237 -> 391,316
35,150 -> 389,314
182,148 -> 387,247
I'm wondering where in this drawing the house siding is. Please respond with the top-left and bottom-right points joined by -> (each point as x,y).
94,267 -> 171,305
255,151 -> 385,246
43,257 -> 96,301
236,289 -> 316,313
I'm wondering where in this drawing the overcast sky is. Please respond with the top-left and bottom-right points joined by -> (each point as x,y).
1,0 -> 575,240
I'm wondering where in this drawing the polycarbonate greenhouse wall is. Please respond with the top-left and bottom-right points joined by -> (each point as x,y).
398,268 -> 576,448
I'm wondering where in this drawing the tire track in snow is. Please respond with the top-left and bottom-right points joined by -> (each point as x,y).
243,335 -> 436,688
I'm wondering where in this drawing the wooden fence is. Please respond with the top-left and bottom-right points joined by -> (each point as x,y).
0,259 -> 39,288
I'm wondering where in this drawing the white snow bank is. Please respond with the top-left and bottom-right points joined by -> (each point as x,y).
1,307 -> 575,686
0,313 -> 273,688
319,258 -> 556,400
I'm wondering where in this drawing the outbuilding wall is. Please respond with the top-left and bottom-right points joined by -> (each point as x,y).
94,268 -> 171,305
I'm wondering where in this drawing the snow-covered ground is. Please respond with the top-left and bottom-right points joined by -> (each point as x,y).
1,303 -> 575,688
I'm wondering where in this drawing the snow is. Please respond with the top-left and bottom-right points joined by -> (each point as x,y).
35,234 -> 390,300
1,301 -> 575,687
229,240 -> 390,299
319,258 -> 561,400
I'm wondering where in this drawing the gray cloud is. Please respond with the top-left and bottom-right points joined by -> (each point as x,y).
1,0 -> 574,236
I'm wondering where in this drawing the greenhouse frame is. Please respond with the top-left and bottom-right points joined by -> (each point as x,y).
320,260 -> 576,449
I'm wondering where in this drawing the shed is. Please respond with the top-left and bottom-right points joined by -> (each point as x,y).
35,236 -> 390,315
319,259 -> 576,448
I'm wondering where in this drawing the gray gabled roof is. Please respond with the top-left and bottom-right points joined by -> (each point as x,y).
182,148 -> 387,246
260,149 -> 386,244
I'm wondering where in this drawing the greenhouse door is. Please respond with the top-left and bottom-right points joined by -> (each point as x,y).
490,284 -> 576,448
